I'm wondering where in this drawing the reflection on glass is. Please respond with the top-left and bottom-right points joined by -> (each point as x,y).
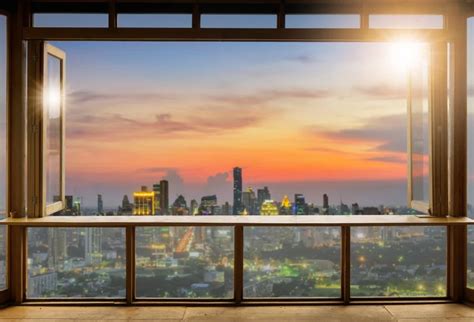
45,55 -> 62,205
34,14 -> 108,28
201,15 -> 277,28
286,14 -> 360,29
468,226 -> 474,288
135,227 -> 234,298
0,15 -> 6,290
27,228 -> 126,298
118,14 -> 192,28
369,15 -> 444,29
467,18 -> 474,219
410,47 -> 430,204
244,227 -> 340,298
351,226 -> 446,297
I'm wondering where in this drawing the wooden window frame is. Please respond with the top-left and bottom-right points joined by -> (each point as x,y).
2,0 -> 471,306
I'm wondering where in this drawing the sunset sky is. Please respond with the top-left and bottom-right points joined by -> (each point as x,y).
51,40 -> 418,208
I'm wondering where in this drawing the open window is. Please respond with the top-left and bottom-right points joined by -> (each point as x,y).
407,43 -> 431,214
28,42 -> 66,217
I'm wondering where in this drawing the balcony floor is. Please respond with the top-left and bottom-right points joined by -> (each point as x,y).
0,303 -> 473,321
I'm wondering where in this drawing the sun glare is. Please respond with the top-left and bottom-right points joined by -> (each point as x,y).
46,86 -> 61,118
389,40 -> 425,70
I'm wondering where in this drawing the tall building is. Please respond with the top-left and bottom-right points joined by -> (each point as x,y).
257,186 -> 271,208
323,193 -> 329,214
97,194 -> 103,214
294,194 -> 307,215
172,195 -> 188,215
133,187 -> 155,215
242,188 -> 257,215
153,183 -> 161,215
233,167 -> 243,215
120,195 -> 133,215
160,180 -> 169,215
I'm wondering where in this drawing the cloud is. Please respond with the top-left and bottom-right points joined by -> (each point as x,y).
67,107 -> 272,141
353,84 -> 406,99
366,156 -> 406,164
284,54 -> 317,64
138,167 -> 178,174
208,88 -> 329,106
310,114 -> 407,154
68,90 -> 177,105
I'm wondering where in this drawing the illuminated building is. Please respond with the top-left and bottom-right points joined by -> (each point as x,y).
279,195 -> 292,215
294,194 -> 307,215
153,183 -> 161,215
85,227 -> 102,265
160,180 -> 169,215
260,200 -> 279,216
133,187 -> 155,215
73,197 -> 82,215
200,195 -> 218,215
233,167 -> 243,215
190,199 -> 198,215
257,186 -> 271,209
242,187 -> 257,215
97,194 -> 103,214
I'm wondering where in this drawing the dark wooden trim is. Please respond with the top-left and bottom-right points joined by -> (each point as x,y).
22,27 -> 447,42
233,225 -> 244,303
341,226 -> 350,304
125,226 -> 135,304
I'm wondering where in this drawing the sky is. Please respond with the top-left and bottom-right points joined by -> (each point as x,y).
49,40 -> 419,208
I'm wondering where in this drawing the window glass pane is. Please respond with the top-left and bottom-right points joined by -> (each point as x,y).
244,227 -> 341,298
136,226 -> 234,298
286,14 -> 360,29
45,55 -> 62,205
34,14 -> 108,28
468,17 -> 474,219
201,14 -> 276,28
27,228 -> 126,298
369,15 -> 443,29
351,226 -> 447,297
118,14 -> 192,28
468,226 -> 474,288
410,43 -> 430,204
0,15 -> 6,291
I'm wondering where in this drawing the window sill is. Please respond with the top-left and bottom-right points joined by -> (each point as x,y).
0,215 -> 472,227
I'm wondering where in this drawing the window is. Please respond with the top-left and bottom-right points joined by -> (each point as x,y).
369,15 -> 444,29
33,14 -> 109,28
36,41 -> 432,216
244,227 -> 340,298
201,14 -> 277,28
135,226 -> 234,298
0,15 -> 6,291
285,14 -> 360,29
351,226 -> 447,297
27,228 -> 126,298
118,14 -> 192,28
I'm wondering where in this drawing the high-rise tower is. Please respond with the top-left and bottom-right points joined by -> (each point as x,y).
97,194 -> 103,214
233,167 -> 243,215
160,180 -> 169,215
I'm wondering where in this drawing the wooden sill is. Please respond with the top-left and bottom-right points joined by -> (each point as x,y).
0,215 -> 472,227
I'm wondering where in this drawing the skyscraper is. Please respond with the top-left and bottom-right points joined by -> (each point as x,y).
323,193 -> 329,214
160,180 -> 169,215
153,183 -> 161,215
97,194 -> 103,214
294,194 -> 307,215
242,187 -> 257,215
257,186 -> 271,207
233,167 -> 243,215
